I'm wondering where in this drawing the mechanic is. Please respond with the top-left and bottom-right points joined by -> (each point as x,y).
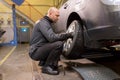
29,7 -> 73,75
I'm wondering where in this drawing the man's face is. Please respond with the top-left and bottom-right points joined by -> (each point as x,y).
51,11 -> 60,22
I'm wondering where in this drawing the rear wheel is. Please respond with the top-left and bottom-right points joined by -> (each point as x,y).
63,20 -> 84,59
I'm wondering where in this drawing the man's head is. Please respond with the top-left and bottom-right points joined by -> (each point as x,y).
47,7 -> 60,22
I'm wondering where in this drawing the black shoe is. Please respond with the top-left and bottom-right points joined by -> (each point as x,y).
38,61 -> 45,66
51,65 -> 59,71
42,66 -> 59,75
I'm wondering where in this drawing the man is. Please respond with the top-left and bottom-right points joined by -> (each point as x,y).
29,7 -> 73,75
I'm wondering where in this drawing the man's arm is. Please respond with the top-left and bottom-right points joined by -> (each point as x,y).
38,20 -> 73,42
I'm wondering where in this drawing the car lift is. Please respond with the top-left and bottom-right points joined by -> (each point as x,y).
0,0 -> 25,46
65,59 -> 120,80
0,4 -> 17,46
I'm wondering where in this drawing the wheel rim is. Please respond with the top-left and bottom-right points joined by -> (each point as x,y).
63,20 -> 84,59
63,20 -> 79,56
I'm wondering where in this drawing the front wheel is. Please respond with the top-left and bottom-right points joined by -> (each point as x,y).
63,20 -> 84,59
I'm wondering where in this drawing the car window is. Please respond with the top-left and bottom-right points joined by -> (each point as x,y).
61,0 -> 68,5
57,0 -> 68,8
101,0 -> 120,5
101,0 -> 120,12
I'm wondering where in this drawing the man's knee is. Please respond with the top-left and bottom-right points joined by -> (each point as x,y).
54,41 -> 64,49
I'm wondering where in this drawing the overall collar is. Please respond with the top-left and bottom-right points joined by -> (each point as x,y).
44,16 -> 53,23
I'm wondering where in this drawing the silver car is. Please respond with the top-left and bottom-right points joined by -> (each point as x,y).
55,0 -> 120,59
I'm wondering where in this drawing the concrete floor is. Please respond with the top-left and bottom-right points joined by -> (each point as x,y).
0,44 -> 82,80
1,44 -> 120,80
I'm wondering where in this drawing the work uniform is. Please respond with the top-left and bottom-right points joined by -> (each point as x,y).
29,16 -> 72,68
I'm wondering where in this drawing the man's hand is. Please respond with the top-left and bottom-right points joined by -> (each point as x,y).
68,32 -> 75,38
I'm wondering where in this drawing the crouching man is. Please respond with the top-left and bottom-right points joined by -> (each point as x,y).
29,7 -> 73,75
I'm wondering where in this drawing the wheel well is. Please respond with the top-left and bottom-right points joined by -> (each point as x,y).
67,12 -> 83,28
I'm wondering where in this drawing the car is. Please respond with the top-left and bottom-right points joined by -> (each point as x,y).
55,0 -> 120,59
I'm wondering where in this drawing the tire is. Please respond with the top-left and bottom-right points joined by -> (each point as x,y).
63,20 -> 84,59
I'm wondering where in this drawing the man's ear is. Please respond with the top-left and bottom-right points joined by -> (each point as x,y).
49,12 -> 52,15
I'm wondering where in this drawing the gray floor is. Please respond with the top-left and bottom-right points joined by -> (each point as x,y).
0,44 -> 82,80
0,44 -> 32,80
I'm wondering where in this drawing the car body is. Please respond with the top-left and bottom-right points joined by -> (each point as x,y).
55,0 -> 120,59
